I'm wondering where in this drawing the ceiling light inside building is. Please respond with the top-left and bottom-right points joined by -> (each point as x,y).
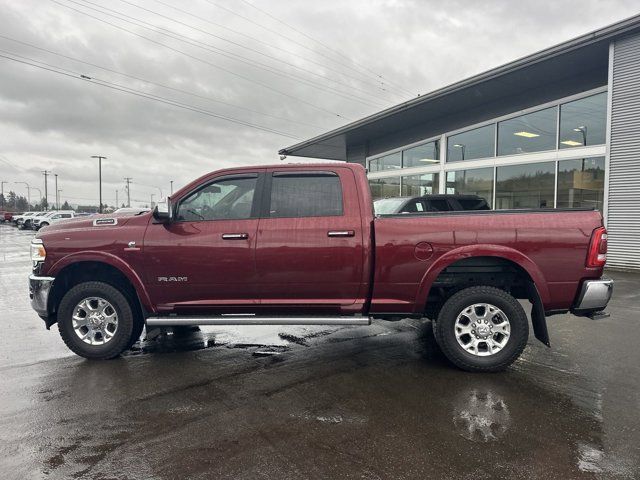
513,131 -> 540,138
561,140 -> 583,146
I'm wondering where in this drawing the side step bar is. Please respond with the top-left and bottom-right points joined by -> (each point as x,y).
146,316 -> 372,327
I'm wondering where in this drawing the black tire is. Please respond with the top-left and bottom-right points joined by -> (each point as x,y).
58,281 -> 134,360
433,286 -> 528,372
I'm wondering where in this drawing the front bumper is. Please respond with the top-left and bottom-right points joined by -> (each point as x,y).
573,278 -> 614,315
29,274 -> 55,318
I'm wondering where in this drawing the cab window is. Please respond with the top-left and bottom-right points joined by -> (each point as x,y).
177,175 -> 258,221
268,172 -> 343,218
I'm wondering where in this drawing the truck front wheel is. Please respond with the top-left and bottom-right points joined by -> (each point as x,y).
58,281 -> 134,360
433,286 -> 528,372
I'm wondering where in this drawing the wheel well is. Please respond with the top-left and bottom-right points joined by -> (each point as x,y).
48,261 -> 144,326
425,256 -> 536,319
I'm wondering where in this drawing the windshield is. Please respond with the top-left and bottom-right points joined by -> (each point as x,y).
373,198 -> 407,215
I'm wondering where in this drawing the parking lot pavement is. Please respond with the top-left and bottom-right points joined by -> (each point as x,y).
0,223 -> 639,479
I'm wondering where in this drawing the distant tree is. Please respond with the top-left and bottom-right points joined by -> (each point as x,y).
15,196 -> 29,211
7,191 -> 16,209
121,203 -> 126,208
38,197 -> 48,211
61,201 -> 72,210
0,193 -> 5,208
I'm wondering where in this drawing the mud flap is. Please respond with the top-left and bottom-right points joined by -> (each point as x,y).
527,282 -> 550,347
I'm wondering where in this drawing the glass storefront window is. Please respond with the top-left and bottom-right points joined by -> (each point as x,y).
557,157 -> 605,211
559,93 -> 607,148
447,125 -> 495,162
495,162 -> 555,209
401,173 -> 439,196
369,177 -> 400,200
497,107 -> 557,156
445,167 -> 494,208
403,141 -> 439,168
368,152 -> 401,172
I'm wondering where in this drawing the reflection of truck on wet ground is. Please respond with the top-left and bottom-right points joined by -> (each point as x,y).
28,163 -> 612,371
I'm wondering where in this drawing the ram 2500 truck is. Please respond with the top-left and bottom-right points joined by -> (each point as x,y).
28,163 -> 613,371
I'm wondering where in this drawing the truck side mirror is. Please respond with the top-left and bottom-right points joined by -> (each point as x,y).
153,197 -> 172,222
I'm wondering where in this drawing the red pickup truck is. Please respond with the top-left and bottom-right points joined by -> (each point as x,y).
28,163 -> 612,371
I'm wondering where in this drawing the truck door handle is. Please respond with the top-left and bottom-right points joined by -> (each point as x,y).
222,233 -> 249,240
327,230 -> 355,237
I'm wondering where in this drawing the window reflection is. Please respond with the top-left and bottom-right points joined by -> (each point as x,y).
495,162 -> 555,209
446,167 -> 494,208
403,141 -> 439,168
559,93 -> 607,148
447,125 -> 495,162
369,177 -> 400,200
369,152 -> 401,172
557,157 -> 605,211
401,173 -> 439,196
498,107 -> 557,156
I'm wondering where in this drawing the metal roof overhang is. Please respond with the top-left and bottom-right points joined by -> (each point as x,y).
279,14 -> 640,161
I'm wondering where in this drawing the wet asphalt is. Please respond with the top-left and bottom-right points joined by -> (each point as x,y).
0,223 -> 639,480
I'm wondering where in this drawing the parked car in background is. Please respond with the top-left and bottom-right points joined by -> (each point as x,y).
2,211 -> 17,222
13,211 -> 37,227
29,163 -> 612,372
374,194 -> 491,215
32,211 -> 75,230
21,212 -> 48,230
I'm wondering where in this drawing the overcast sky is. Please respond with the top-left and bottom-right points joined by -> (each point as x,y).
0,0 -> 638,208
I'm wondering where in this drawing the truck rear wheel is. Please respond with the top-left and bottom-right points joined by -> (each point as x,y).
433,286 -> 528,372
58,281 -> 134,360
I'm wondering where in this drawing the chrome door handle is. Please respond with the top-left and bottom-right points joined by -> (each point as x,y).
327,230 -> 355,237
222,233 -> 249,240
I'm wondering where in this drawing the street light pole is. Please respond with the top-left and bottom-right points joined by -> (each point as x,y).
54,174 -> 58,210
170,180 -> 173,195
91,156 -> 106,213
42,171 -> 51,210
0,181 -> 8,209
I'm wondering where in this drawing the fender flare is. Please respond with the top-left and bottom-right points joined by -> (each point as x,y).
49,251 -> 155,313
414,244 -> 551,314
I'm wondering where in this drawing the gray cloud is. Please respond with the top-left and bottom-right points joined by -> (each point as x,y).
0,0 -> 638,207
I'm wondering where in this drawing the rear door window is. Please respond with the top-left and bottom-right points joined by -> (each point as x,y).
269,173 -> 343,218
427,199 -> 451,211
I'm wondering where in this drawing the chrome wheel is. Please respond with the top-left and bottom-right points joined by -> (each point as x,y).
72,297 -> 119,345
454,303 -> 510,357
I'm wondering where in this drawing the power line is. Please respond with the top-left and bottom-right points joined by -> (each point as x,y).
115,0 -> 398,103
150,0 -> 403,99
67,0 -> 386,108
204,0 -> 414,97
51,0 -> 364,116
0,34 -> 325,131
0,50 -> 304,140
237,0 -> 415,97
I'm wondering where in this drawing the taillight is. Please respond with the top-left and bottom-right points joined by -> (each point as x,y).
586,227 -> 607,268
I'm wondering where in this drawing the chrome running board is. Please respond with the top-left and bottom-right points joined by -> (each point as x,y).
145,316 -> 372,327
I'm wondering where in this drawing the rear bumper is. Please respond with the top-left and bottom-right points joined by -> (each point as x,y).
572,278 -> 613,315
29,274 -> 55,318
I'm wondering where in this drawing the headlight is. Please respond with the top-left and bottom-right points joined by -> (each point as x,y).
31,239 -> 46,262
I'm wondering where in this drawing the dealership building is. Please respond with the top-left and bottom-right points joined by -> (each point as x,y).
280,15 -> 640,271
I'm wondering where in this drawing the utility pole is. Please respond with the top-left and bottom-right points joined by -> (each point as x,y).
124,177 -> 133,207
170,180 -> 173,195
0,181 -> 7,209
42,171 -> 51,210
54,174 -> 59,210
91,156 -> 106,213
14,182 -> 31,206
